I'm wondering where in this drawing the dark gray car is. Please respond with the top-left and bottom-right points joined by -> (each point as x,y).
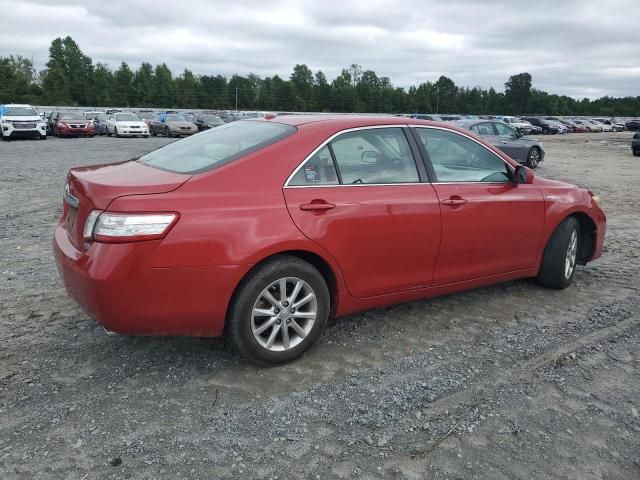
456,120 -> 545,168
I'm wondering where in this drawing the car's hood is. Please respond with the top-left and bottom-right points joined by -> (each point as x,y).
1,115 -> 43,122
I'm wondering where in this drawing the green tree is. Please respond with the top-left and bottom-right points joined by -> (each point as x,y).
505,72 -> 532,114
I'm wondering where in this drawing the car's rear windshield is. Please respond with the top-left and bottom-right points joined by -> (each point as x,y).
138,120 -> 297,174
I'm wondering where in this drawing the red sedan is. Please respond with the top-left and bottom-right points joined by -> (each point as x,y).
55,112 -> 96,138
53,116 -> 606,365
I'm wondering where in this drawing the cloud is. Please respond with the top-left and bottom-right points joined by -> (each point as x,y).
0,0 -> 638,98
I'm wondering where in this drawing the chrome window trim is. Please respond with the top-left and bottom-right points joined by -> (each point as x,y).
283,124 -> 516,188
284,124 -> 419,188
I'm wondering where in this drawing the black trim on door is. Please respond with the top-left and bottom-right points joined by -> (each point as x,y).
402,127 -> 430,183
408,127 -> 438,181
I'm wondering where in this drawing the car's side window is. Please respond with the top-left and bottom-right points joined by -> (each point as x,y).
329,128 -> 419,184
470,122 -> 496,137
494,122 -> 517,138
415,128 -> 512,183
289,146 -> 339,186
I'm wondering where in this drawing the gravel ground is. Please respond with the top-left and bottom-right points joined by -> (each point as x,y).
1,132 -> 639,480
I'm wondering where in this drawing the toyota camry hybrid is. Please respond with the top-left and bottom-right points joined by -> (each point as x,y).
53,116 -> 606,365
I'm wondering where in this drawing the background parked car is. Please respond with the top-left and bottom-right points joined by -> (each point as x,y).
192,113 -> 226,131
625,119 -> 640,131
632,132 -> 640,156
498,116 -> 533,135
0,103 -> 47,140
53,112 -> 95,138
91,113 -> 108,135
590,119 -> 612,132
134,110 -> 156,131
149,113 -> 198,137
457,119 -> 545,168
106,112 -> 150,137
409,114 -> 443,121
521,117 -> 556,134
593,118 -> 624,132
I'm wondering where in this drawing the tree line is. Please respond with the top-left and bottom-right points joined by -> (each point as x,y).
1,36 -> 639,116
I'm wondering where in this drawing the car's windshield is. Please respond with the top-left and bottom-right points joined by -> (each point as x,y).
137,112 -> 154,120
165,114 -> 186,121
2,106 -> 38,116
115,113 -> 141,121
201,115 -> 222,122
138,120 -> 296,174
60,113 -> 86,121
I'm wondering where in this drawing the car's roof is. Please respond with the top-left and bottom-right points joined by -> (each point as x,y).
262,114 -> 449,129
2,103 -> 35,107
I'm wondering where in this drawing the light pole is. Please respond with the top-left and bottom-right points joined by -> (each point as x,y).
235,87 -> 238,112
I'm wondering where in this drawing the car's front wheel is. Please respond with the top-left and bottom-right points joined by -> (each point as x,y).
537,217 -> 580,289
527,147 -> 541,169
228,255 -> 330,366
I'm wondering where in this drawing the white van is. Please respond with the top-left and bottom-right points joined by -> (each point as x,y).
0,104 -> 48,140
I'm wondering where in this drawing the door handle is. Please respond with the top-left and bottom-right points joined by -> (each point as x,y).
442,197 -> 468,206
300,201 -> 336,211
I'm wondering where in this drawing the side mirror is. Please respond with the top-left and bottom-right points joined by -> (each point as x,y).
361,150 -> 381,163
515,165 -> 535,184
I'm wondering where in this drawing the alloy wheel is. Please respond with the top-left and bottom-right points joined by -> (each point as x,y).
251,277 -> 317,352
564,229 -> 578,279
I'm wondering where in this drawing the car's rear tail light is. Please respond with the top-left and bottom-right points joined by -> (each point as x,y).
85,211 -> 179,243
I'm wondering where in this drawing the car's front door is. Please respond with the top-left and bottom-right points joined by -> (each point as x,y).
283,126 -> 442,298
412,126 -> 545,285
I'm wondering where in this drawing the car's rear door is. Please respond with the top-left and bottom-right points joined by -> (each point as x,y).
283,126 -> 442,299
411,126 -> 545,285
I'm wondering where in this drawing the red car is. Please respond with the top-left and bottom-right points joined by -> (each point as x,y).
53,116 -> 606,365
54,112 -> 96,138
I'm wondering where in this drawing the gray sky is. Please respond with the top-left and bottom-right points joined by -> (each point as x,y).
1,0 -> 638,99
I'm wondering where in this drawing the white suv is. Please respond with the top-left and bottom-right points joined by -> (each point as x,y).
0,104 -> 48,140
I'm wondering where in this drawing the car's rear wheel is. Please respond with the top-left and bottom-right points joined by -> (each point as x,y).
228,255 -> 330,366
527,147 -> 541,169
537,217 -> 580,289
114,127 -> 120,138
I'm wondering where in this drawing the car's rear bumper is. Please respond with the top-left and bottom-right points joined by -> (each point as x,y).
53,224 -> 244,336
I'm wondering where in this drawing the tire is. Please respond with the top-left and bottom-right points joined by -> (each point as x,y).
228,255 -> 330,366
40,134 -> 47,140
151,128 -> 157,137
106,128 -> 112,137
537,217 -> 580,289
527,147 -> 541,169
114,127 -> 120,138
633,150 -> 640,157
165,127 -> 172,137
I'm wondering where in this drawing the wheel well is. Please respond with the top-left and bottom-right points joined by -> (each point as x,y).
224,250 -> 339,334
570,212 -> 596,264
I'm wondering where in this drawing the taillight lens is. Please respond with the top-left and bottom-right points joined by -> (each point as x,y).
84,211 -> 178,243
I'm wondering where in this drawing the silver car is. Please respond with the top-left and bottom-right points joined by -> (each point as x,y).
456,120 -> 545,168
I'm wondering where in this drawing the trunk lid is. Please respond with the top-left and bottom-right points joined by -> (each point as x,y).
63,160 -> 190,249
